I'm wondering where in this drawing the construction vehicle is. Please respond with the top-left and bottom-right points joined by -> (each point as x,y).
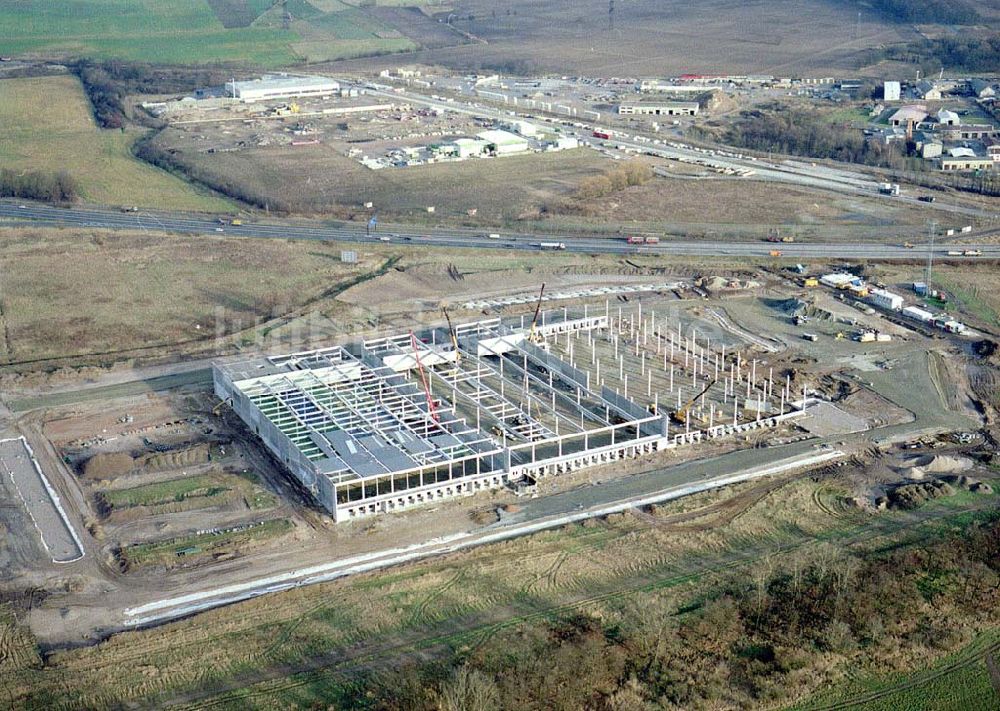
410,331 -> 439,423
527,283 -> 547,344
672,378 -> 717,426
441,306 -> 460,364
211,398 -> 232,416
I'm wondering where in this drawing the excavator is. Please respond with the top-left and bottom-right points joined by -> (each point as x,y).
211,397 -> 232,417
671,378 -> 717,426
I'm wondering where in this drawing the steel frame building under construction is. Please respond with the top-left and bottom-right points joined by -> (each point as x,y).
214,307 -> 803,521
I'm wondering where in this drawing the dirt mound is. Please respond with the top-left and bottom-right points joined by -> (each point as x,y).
899,466 -> 928,480
698,89 -> 739,115
142,443 -> 213,472
942,475 -> 993,494
81,442 -> 217,480
82,452 -> 134,480
909,454 -> 973,474
888,480 -> 956,510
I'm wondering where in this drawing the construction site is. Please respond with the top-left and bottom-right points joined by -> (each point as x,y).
215,294 -> 805,522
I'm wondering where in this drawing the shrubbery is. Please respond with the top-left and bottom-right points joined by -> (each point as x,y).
868,36 -> 1000,74
365,513 -> 1000,710
575,161 -> 654,200
719,108 -> 906,168
0,169 -> 78,202
864,0 -> 980,24
72,60 -> 245,128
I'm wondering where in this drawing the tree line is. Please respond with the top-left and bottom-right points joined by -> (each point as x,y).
862,0 -> 980,24
0,169 -> 78,203
717,108 -> 907,169
865,36 -> 1000,74
71,59 -> 248,129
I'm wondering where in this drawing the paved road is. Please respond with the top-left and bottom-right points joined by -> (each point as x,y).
3,202 -> 1000,260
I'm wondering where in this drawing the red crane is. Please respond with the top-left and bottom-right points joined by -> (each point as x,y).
410,331 -> 440,423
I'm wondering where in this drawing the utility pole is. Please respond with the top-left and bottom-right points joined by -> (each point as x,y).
925,219 -> 937,293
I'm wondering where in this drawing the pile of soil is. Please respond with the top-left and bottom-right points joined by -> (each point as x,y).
81,452 -> 134,480
81,442 -> 219,480
888,480 -> 956,510
943,474 -> 993,494
909,454 -> 973,474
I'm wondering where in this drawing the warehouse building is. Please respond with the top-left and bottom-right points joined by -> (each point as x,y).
477,129 -> 530,155
618,102 -> 699,117
230,74 -> 340,103
215,310 -> 802,522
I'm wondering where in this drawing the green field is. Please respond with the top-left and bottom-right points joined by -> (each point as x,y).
120,517 -> 293,569
99,471 -> 277,515
0,75 -> 232,210
794,631 -> 1000,710
0,0 -> 427,65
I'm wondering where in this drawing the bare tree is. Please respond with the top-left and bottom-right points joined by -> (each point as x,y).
437,667 -> 500,711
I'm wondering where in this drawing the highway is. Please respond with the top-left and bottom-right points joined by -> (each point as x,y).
3,201 -> 1000,260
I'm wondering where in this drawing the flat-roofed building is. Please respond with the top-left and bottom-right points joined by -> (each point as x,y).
940,155 -> 995,172
617,102 -> 699,117
230,74 -> 339,102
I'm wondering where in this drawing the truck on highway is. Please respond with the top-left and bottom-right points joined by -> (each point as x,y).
626,235 -> 661,245
963,249 -> 983,256
769,250 -> 783,257
538,241 -> 567,250
878,182 -> 900,196
487,233 -> 500,240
